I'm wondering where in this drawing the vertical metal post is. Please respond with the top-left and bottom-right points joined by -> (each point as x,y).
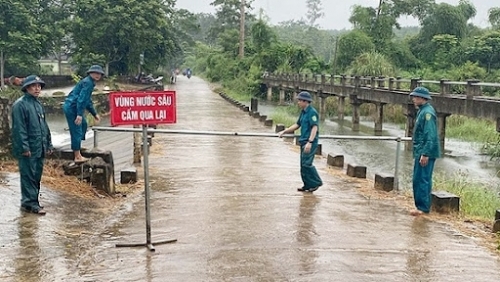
142,125 -> 153,250
93,130 -> 98,149
394,137 -> 401,191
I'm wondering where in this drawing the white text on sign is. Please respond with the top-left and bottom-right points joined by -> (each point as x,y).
113,95 -> 172,107
121,109 -> 167,121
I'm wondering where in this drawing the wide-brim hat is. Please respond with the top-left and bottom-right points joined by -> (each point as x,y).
297,91 -> 313,102
86,65 -> 105,75
21,75 -> 46,91
409,86 -> 432,100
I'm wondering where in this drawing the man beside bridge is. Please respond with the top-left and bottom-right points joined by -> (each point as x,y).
409,87 -> 441,216
278,91 -> 323,193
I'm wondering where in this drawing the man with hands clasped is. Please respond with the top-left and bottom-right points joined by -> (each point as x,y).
279,91 -> 323,193
11,75 -> 54,215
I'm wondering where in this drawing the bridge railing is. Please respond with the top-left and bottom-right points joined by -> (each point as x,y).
263,73 -> 500,99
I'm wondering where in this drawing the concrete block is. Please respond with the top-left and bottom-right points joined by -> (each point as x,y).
431,191 -> 460,213
493,220 -> 500,233
259,115 -> 267,122
346,163 -> 366,178
264,119 -> 273,126
374,173 -> 395,192
252,111 -> 260,118
91,163 -> 115,194
327,154 -> 344,167
295,138 -> 301,146
315,144 -> 322,156
275,124 -> 285,133
243,106 -> 250,112
121,167 -> 137,184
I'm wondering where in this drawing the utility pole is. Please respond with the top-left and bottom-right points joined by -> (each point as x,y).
239,0 -> 246,58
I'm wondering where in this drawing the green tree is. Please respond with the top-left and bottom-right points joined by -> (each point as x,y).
209,0 -> 254,38
336,30 -> 375,71
71,0 -> 179,76
466,31 -> 500,72
36,0 -> 72,75
348,51 -> 396,77
0,0 -> 42,87
251,20 -> 275,54
431,34 -> 459,69
489,7 -> 500,29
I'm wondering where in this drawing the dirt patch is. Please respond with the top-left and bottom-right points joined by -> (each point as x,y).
1,159 -> 143,201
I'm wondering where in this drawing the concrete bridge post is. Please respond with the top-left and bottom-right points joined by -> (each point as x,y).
352,102 -> 361,131
405,79 -> 421,151
466,79 -> 481,99
410,78 -> 421,90
396,77 -> 402,90
279,87 -> 285,105
319,91 -> 326,121
321,74 -> 326,87
378,77 -> 385,88
405,103 -> 416,151
351,76 -> 362,131
266,85 -> 273,101
338,75 -> 347,121
370,76 -> 376,89
440,79 -> 451,95
338,97 -> 345,121
388,77 -> 395,90
374,103 -> 385,136
437,113 -> 451,153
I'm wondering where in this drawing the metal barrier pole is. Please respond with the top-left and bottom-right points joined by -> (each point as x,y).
142,125 -> 153,249
394,137 -> 401,191
115,125 -> 177,251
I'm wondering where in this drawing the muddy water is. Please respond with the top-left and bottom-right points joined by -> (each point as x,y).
2,76 -> 500,281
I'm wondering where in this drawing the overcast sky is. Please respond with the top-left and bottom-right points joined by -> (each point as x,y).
176,0 -> 495,29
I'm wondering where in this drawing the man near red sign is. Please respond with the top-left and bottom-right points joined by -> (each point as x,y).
63,65 -> 104,162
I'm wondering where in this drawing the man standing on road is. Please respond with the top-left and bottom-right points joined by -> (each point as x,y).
63,65 -> 103,163
279,91 -> 323,192
409,87 -> 441,216
11,75 -> 54,215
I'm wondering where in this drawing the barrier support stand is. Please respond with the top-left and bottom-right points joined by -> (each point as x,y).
115,125 -> 177,252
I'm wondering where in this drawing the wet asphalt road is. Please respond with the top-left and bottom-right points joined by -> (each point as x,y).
1,75 -> 500,281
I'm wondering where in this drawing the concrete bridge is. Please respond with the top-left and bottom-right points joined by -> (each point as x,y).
262,73 -> 500,151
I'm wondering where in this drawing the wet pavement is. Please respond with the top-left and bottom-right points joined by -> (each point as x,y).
2,75 -> 500,281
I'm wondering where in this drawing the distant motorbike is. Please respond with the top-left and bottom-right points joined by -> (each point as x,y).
186,70 -> 192,79
133,73 -> 163,85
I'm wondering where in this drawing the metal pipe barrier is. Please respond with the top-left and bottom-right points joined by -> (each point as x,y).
92,127 -> 412,190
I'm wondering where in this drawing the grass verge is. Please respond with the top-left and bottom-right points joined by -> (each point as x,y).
433,172 -> 500,220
